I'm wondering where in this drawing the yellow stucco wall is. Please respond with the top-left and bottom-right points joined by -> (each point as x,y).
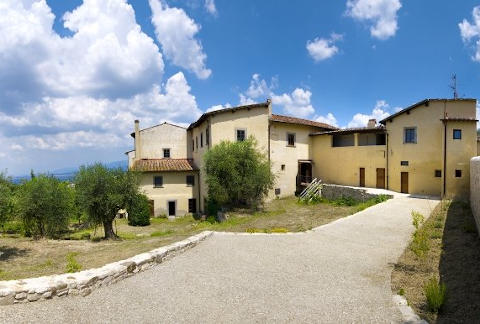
477,139 -> 480,156
138,172 -> 198,217
138,123 -> 187,160
311,134 -> 387,188
269,122 -> 316,198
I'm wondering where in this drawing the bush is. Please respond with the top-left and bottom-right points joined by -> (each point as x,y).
0,172 -> 15,233
412,211 -> 425,229
65,252 -> 82,273
411,228 -> 429,257
204,137 -> 275,210
16,175 -> 74,239
128,194 -> 151,226
424,277 -> 447,312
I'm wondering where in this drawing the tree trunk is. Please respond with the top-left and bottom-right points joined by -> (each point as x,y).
103,220 -> 117,239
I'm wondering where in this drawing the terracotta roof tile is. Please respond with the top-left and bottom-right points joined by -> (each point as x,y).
270,114 -> 337,130
132,159 -> 197,172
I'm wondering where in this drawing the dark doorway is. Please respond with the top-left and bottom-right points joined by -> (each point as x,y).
376,168 -> 385,189
401,172 -> 409,193
168,201 -> 176,217
298,162 -> 313,185
359,168 -> 365,187
148,200 -> 154,217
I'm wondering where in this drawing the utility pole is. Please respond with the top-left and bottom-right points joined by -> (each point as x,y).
450,74 -> 458,99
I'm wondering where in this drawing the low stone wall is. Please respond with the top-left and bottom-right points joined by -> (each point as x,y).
321,184 -> 392,202
0,231 -> 213,305
471,157 -> 480,236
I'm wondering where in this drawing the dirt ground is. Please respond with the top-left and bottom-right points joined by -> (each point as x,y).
0,197 -> 357,280
391,201 -> 480,323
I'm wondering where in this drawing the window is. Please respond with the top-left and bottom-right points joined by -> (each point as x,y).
236,129 -> 246,142
201,132 -> 203,147
206,127 -> 210,146
287,133 -> 295,146
401,161 -> 409,166
455,169 -> 462,178
332,134 -> 354,147
188,198 -> 196,213
196,136 -> 198,149
358,133 -> 386,146
163,148 -> 170,158
453,129 -> 462,140
275,188 -> 281,196
186,175 -> 195,186
281,164 -> 285,171
435,170 -> 442,178
192,139 -> 195,152
404,127 -> 417,143
153,176 -> 163,188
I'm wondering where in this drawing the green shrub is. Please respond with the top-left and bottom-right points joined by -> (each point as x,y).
3,221 -> 23,234
16,175 -> 74,239
65,252 -> 82,273
0,172 -> 15,233
398,288 -> 405,296
412,211 -> 425,230
127,194 -> 151,226
424,277 -> 447,312
332,196 -> 358,206
411,229 -> 429,257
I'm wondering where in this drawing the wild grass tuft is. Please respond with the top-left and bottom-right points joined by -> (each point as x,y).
65,252 -> 82,273
150,230 -> 174,237
424,277 -> 447,313
412,211 -> 425,230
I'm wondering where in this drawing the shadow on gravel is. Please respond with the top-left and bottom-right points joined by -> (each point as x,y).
438,201 -> 480,323
0,246 -> 29,261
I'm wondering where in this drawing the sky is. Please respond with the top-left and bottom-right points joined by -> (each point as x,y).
1,0 -> 480,175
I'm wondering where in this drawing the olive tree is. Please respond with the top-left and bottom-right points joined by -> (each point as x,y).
204,137 -> 275,210
74,164 -> 139,239
0,172 -> 15,233
16,175 -> 74,238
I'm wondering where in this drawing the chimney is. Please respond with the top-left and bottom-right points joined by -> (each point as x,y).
134,120 -> 141,160
367,119 -> 376,128
266,98 -> 272,116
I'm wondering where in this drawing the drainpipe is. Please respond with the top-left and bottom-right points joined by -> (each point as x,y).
443,101 -> 447,198
386,132 -> 389,189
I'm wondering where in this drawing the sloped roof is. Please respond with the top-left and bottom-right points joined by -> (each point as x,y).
310,126 -> 386,136
131,122 -> 186,138
270,114 -> 337,130
380,98 -> 477,124
187,102 -> 270,130
131,159 -> 197,172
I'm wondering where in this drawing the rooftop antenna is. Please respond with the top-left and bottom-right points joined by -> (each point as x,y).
450,74 -> 459,99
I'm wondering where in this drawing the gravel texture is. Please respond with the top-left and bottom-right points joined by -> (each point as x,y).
0,196 -> 439,323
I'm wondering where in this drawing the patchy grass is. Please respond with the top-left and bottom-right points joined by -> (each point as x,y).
0,196 -> 381,280
392,200 -> 480,323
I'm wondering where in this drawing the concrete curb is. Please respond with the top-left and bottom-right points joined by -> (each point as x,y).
0,231 -> 213,305
393,294 -> 428,324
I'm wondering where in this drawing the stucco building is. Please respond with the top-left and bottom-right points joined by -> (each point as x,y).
128,98 -> 478,217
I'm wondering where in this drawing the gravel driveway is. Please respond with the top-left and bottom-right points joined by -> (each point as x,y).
0,196 -> 439,323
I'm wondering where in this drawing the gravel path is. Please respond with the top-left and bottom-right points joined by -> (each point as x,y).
0,196 -> 438,323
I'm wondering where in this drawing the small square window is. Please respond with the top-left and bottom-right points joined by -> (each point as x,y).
404,127 -> 417,143
188,198 -> 196,213
453,129 -> 462,140
201,132 -> 203,147
287,133 -> 295,146
401,161 -> 409,166
275,188 -> 281,195
192,139 -> 195,152
281,164 -> 285,171
206,127 -> 210,146
455,170 -> 462,178
186,175 -> 195,186
163,148 -> 170,158
435,170 -> 442,178
154,176 -> 163,188
196,136 -> 198,149
236,129 -> 246,142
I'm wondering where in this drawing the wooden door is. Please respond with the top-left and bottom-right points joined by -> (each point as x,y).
376,168 -> 385,189
401,172 -> 409,193
168,201 -> 176,216
359,168 -> 365,187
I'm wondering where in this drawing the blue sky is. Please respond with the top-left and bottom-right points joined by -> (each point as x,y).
1,0 -> 479,175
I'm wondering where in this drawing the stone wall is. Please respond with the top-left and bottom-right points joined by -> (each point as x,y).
0,231 -> 213,305
321,184 -> 392,202
471,157 -> 480,236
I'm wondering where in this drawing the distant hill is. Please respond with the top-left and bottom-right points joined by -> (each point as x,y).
12,160 -> 128,184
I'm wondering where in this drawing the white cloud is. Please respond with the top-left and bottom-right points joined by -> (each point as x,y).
315,113 -> 338,127
204,0 -> 217,16
206,103 -> 232,112
346,0 -> 402,40
149,0 -> 211,79
347,100 -> 391,128
459,6 -> 480,62
306,33 -> 343,61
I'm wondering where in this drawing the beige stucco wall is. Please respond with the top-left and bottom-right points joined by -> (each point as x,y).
385,100 -> 476,198
137,123 -> 187,160
311,134 -> 386,188
138,171 -> 198,217
269,122 -> 316,198
477,139 -> 480,156
471,157 -> 480,236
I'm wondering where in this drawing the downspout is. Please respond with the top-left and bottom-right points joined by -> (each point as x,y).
386,131 -> 389,189
443,101 -> 447,198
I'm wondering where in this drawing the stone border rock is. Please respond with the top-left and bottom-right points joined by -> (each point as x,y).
0,231 -> 213,305
393,294 -> 428,324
